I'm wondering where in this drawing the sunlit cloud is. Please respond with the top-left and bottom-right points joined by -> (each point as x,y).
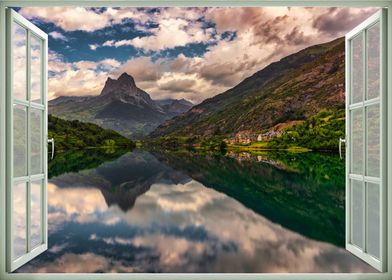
100,18 -> 215,52
88,44 -> 99,51
48,52 -> 121,99
25,6 -> 378,103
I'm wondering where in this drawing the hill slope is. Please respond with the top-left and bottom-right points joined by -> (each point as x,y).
151,38 -> 345,141
48,115 -> 135,151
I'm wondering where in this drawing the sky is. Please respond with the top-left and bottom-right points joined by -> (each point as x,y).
17,7 -> 377,103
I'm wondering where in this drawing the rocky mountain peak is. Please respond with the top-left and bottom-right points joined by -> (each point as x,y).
118,72 -> 136,85
100,72 -> 137,97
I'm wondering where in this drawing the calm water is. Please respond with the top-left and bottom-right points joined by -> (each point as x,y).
17,148 -> 375,273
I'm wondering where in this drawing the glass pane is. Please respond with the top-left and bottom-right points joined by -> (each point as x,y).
30,36 -> 42,104
31,180 -> 42,249
13,182 -> 26,260
31,108 -> 42,174
367,182 -> 380,259
352,32 -> 364,104
367,22 -> 380,100
13,104 -> 27,177
351,109 -> 363,174
367,105 -> 380,177
352,180 -> 363,248
12,22 -> 27,101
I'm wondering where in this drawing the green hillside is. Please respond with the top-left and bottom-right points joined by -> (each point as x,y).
48,115 -> 136,151
150,38 -> 345,150
268,110 -> 345,151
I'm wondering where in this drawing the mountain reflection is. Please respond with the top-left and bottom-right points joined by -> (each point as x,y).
17,149 -> 376,273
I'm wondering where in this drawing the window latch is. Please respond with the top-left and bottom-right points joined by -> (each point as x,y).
48,138 -> 55,160
339,138 -> 346,160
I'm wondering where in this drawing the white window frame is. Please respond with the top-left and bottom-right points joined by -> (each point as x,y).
0,1 -> 392,280
345,9 -> 387,272
5,8 -> 49,273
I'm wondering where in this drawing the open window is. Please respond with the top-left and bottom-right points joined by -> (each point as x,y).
5,9 -> 48,272
345,9 -> 387,272
0,5 -> 389,277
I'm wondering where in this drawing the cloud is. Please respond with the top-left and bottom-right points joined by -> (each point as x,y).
48,52 -> 120,99
43,7 -> 379,104
49,31 -> 67,41
112,56 -> 160,82
19,7 -> 150,32
102,40 -> 115,47
99,18 -> 215,52
159,78 -> 196,94
88,44 -> 99,50
312,7 -> 378,36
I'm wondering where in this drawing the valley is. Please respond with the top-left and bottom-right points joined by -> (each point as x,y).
49,37 -> 346,152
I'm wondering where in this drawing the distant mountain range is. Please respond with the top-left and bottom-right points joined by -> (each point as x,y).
150,38 -> 345,142
49,73 -> 193,139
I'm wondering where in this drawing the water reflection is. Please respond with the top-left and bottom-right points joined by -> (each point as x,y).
17,149 -> 376,273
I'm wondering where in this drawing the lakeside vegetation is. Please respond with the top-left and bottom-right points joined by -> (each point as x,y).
49,108 -> 344,155
268,110 -> 345,151
146,110 -> 345,153
48,115 -> 136,152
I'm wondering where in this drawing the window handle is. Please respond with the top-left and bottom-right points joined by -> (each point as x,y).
339,138 -> 346,160
48,138 -> 55,160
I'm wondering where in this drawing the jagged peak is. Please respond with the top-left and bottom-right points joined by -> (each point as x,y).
103,73 -> 135,84
118,72 -> 134,81
100,72 -> 137,96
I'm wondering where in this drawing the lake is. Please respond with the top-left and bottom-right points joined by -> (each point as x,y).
17,148 -> 376,273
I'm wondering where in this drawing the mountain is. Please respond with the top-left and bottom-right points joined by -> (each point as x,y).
49,73 -> 193,139
156,98 -> 194,117
150,38 -> 345,141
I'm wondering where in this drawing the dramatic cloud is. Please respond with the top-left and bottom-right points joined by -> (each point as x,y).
101,18 -> 215,51
48,52 -> 120,99
34,7 -> 379,103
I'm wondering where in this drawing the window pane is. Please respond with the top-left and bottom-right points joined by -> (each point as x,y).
12,22 -> 27,101
31,108 -> 42,174
351,32 -> 364,104
13,104 -> 27,177
351,109 -> 363,174
352,179 -> 363,248
367,182 -> 380,259
30,36 -> 42,104
13,182 -> 26,260
367,105 -> 380,177
31,180 -> 42,249
367,22 -> 380,100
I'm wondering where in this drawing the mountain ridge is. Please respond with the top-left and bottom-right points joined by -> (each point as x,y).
150,37 -> 345,141
49,73 -> 193,139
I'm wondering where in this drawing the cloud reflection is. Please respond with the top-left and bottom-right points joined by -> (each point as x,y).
17,150 -> 377,273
